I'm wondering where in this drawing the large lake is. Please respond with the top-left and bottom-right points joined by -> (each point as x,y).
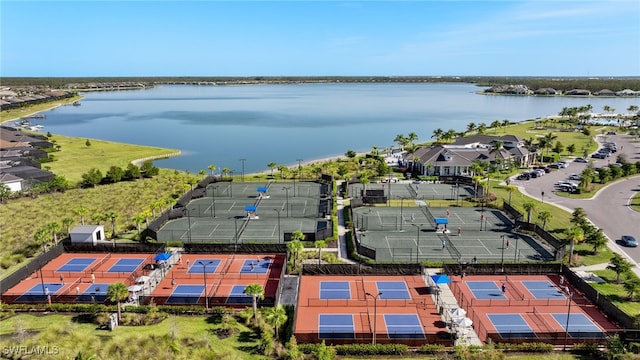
37,83 -> 639,174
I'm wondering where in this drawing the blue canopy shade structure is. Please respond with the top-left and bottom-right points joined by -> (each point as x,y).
257,187 -> 268,193
154,253 -> 172,261
245,205 -> 258,212
435,218 -> 449,225
431,274 -> 451,285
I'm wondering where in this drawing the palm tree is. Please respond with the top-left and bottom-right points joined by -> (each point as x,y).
137,209 -> 151,228
566,226 -> 585,266
505,185 -> 516,205
267,162 -> 277,177
104,211 -> 118,238
476,123 -> 487,134
465,122 -> 476,135
394,134 -> 409,150
407,132 -> 418,147
586,228 -> 607,255
607,253 -> 633,283
47,222 -> 61,244
133,213 -> 145,234
570,207 -> 588,228
624,276 -> 640,300
222,167 -> 231,178
91,213 -> 104,225
74,207 -> 88,225
314,240 -> 327,265
431,128 -> 444,143
264,305 -> 287,338
34,227 -> 52,251
522,202 -> 537,223
107,282 -> 129,321
61,217 -> 74,235
287,233 -> 305,269
208,164 -> 217,176
243,283 -> 265,323
537,211 -> 552,230
502,119 -> 510,128
490,120 -> 501,133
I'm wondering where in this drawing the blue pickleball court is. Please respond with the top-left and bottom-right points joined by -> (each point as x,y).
76,283 -> 110,302
384,314 -> 425,339
187,259 -> 221,274
551,313 -> 606,338
376,281 -> 411,300
319,314 -> 355,339
16,283 -> 65,302
108,258 -> 145,273
226,285 -> 252,304
57,258 -> 96,272
488,314 -> 536,339
467,281 -> 506,299
166,285 -> 204,304
319,281 -> 351,300
521,281 -> 567,299
240,259 -> 270,274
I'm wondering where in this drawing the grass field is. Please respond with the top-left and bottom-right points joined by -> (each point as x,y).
0,313 -> 269,360
45,133 -> 180,183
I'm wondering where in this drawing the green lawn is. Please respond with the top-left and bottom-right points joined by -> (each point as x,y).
0,96 -> 82,123
592,269 -> 640,317
631,191 -> 640,212
0,313 -> 269,360
45,133 -> 179,184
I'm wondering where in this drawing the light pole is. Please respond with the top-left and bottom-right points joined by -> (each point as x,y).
297,158 -> 303,182
38,267 -> 46,303
412,224 -> 421,263
186,208 -> 192,244
365,292 -> 383,345
211,185 -> 217,218
500,235 -> 506,271
513,236 -> 519,262
282,187 -> 291,218
239,158 -> 246,182
197,260 -> 215,314
400,197 -> 404,231
563,288 -> 574,351
541,191 -> 545,204
273,209 -> 282,243
234,217 -> 239,251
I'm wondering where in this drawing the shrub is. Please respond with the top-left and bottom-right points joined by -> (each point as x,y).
418,343 -> 446,354
334,343 -> 409,355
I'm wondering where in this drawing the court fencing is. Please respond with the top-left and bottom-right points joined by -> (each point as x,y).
0,242 -> 65,298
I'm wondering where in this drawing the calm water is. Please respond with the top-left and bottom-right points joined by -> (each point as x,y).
37,83 -> 639,174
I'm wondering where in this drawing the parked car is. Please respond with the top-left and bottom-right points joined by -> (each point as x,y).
574,157 -> 588,163
592,153 -> 606,159
516,172 -> 531,180
558,161 -> 569,168
621,235 -> 638,247
568,174 -> 581,181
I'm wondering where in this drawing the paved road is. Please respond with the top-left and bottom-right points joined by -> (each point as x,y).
513,132 -> 640,264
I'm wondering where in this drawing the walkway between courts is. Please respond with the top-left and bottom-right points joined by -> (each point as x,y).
424,268 -> 482,346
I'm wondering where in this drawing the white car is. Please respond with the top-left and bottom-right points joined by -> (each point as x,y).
568,174 -> 580,181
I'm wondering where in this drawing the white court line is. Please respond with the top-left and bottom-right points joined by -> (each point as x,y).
207,224 -> 220,237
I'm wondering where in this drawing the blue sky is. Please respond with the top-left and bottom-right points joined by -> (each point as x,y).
2,1 -> 639,77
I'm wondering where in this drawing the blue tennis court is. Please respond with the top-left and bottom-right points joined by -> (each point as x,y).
384,314 -> 425,339
57,258 -> 96,272
166,285 -> 204,304
319,314 -> 355,339
240,259 -> 270,274
376,281 -> 411,300
522,281 -> 566,299
320,281 -> 351,300
187,259 -> 221,274
226,285 -> 252,304
108,258 -> 145,273
488,314 -> 536,339
551,313 -> 606,338
467,281 -> 506,299
76,283 -> 109,302
16,283 -> 65,302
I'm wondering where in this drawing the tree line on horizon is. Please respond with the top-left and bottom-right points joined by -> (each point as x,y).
2,76 -> 639,93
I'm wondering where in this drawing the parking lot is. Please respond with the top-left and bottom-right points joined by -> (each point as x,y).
512,133 -> 640,262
